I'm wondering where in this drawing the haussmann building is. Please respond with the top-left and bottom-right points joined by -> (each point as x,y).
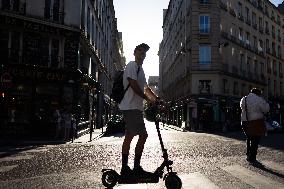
159,0 -> 284,132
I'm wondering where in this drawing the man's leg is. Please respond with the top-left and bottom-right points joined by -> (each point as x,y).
134,133 -> 148,169
246,135 -> 252,161
250,136 -> 261,162
122,133 -> 134,168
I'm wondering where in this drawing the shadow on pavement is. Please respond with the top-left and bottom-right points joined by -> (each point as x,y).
213,131 -> 284,152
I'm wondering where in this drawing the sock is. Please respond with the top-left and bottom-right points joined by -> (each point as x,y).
122,153 -> 129,167
134,154 -> 142,168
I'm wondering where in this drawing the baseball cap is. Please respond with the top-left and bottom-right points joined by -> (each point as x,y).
134,43 -> 150,52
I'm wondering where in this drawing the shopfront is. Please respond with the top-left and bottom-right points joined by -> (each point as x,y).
0,64 -> 95,139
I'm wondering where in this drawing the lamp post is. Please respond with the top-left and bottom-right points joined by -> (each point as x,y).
277,103 -> 281,125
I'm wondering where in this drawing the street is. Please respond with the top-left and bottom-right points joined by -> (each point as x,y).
0,120 -> 284,189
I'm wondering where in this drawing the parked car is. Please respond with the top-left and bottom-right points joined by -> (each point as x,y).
265,120 -> 282,133
104,115 -> 125,135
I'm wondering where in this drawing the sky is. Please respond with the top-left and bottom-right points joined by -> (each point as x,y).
113,0 -> 283,80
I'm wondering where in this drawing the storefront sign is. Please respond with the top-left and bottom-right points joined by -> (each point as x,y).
7,67 -> 66,82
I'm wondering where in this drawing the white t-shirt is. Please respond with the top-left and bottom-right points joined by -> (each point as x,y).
119,61 -> 147,111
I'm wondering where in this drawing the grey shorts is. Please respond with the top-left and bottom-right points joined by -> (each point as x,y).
122,109 -> 147,135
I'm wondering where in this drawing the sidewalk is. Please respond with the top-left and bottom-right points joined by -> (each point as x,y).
0,122 -> 184,146
68,126 -> 107,144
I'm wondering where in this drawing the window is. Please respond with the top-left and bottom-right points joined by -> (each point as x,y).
239,27 -> 243,41
53,0 -> 60,21
245,7 -> 250,21
233,82 -> 239,95
81,0 -> 85,29
252,12 -> 256,25
223,79 -> 229,93
87,7 -> 90,38
260,62 -> 264,74
266,39 -> 269,52
279,62 -> 282,74
44,0 -> 51,19
254,59 -> 258,74
240,53 -> 244,70
280,82 -> 283,96
246,32 -> 250,43
259,17 -> 263,28
247,56 -> 251,73
238,2 -> 242,16
199,45 -> 211,64
199,80 -> 211,94
267,57 -> 271,72
199,15 -> 210,33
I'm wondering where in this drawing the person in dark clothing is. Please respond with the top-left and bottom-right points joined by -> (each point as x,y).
240,88 -> 270,165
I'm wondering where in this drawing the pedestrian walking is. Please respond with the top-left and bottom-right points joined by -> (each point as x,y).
118,43 -> 161,177
240,88 -> 270,165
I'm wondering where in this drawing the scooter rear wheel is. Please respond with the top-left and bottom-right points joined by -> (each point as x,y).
164,173 -> 182,189
102,170 -> 118,188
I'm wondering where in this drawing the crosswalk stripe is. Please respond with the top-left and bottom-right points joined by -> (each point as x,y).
114,184 -> 147,188
261,161 -> 284,174
179,172 -> 219,189
0,165 -> 18,173
0,155 -> 34,162
222,165 -> 284,189
20,148 -> 49,153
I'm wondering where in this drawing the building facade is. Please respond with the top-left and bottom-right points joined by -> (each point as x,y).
0,0 -> 124,138
159,0 -> 284,131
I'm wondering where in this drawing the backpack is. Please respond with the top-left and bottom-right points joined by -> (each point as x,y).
111,67 -> 140,104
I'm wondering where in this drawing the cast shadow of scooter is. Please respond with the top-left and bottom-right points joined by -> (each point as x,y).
252,162 -> 284,179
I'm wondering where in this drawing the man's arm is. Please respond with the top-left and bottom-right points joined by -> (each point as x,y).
144,86 -> 158,103
128,78 -> 147,100
128,78 -> 157,104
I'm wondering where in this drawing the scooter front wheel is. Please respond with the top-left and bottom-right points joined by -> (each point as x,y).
164,172 -> 182,189
102,170 -> 118,188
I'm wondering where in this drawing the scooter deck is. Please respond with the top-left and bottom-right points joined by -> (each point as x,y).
119,173 -> 159,184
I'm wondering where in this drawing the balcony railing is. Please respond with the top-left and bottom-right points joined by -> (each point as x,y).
1,1 -> 26,15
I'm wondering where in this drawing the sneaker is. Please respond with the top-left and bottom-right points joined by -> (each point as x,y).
120,165 -> 132,177
250,160 -> 264,167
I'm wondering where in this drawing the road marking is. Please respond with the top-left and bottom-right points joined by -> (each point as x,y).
115,184 -> 147,188
179,172 -> 219,189
20,148 -> 49,153
222,165 -> 284,189
0,165 -> 18,173
261,161 -> 284,174
0,155 -> 34,162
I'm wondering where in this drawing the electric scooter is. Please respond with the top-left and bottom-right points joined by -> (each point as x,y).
101,103 -> 182,188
